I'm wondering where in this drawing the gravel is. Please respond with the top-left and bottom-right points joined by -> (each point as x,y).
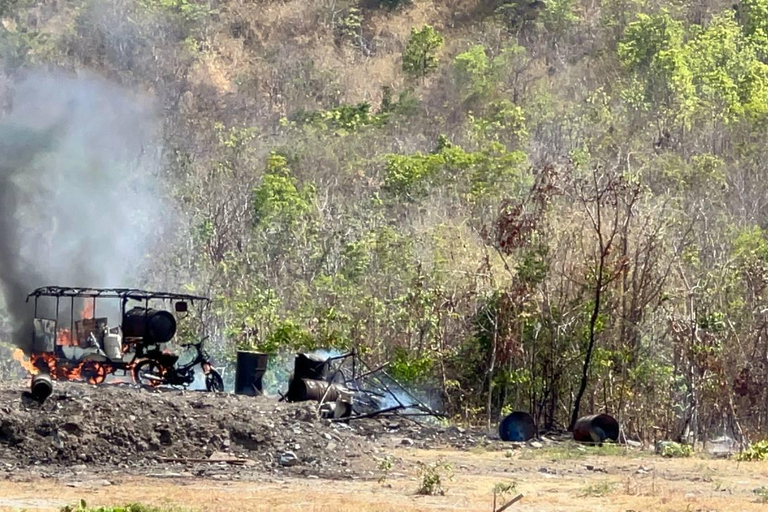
0,380 -> 491,479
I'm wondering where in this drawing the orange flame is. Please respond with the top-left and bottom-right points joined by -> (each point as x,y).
57,328 -> 78,347
81,301 -> 94,319
12,299 -> 131,385
12,349 -> 39,375
13,346 -> 121,385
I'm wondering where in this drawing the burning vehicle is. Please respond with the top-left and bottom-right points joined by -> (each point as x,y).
16,286 -> 223,392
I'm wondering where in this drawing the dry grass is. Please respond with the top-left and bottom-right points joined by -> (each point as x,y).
3,447 -> 768,512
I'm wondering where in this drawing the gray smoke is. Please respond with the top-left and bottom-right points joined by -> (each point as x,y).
0,71 -> 164,351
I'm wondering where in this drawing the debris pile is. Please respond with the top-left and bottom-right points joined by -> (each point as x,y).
283,351 -> 444,422
0,381 -> 482,477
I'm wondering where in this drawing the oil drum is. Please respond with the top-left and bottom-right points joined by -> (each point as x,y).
499,411 -> 537,442
572,413 -> 620,444
293,353 -> 328,381
122,307 -> 176,344
234,350 -> 269,396
286,378 -> 347,402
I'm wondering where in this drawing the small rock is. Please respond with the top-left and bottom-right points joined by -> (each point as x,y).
529,441 -> 544,449
400,438 -> 414,446
279,451 -> 300,467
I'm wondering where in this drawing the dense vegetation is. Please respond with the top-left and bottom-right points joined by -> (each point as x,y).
4,0 -> 768,443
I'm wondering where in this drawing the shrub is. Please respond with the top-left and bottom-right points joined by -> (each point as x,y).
403,25 -> 444,79
738,440 -> 768,461
416,458 -> 453,495
61,501 -> 174,512
660,441 -> 694,458
754,486 -> 768,503
581,481 -> 616,497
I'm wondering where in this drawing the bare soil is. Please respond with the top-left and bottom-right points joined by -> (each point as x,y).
1,381 -> 767,511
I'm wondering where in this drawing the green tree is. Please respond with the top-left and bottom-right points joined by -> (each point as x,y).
252,153 -> 314,229
684,12 -> 768,123
402,25 -> 444,79
618,11 -> 692,116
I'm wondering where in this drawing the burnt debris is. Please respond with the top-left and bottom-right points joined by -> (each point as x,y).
283,351 -> 444,422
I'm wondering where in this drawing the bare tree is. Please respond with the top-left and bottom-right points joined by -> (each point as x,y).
567,163 -> 637,431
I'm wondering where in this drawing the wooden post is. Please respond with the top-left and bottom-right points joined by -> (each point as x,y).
495,494 -> 524,512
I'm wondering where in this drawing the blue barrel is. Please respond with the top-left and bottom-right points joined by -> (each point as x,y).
499,411 -> 537,442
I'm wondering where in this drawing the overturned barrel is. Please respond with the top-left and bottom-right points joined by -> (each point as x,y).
122,307 -> 177,344
30,373 -> 53,402
293,353 -> 328,381
573,413 -> 620,444
234,350 -> 269,396
287,378 -> 348,402
499,411 -> 537,442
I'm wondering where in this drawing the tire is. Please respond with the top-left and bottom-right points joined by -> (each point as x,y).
81,361 -> 110,385
205,369 -> 224,392
134,359 -> 165,387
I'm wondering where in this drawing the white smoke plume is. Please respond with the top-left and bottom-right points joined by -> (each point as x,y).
0,71 -> 164,351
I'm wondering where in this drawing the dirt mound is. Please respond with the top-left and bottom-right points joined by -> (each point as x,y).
0,381 -> 485,478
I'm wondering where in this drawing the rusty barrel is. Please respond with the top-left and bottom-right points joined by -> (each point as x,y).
286,378 -> 347,402
234,350 -> 269,396
499,411 -> 537,442
572,413 -> 620,444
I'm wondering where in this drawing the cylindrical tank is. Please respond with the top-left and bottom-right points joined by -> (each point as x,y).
287,378 -> 348,402
31,373 -> 53,402
293,353 -> 328,381
573,413 -> 620,444
122,307 -> 176,344
234,350 -> 269,396
499,411 -> 537,442
103,328 -> 123,360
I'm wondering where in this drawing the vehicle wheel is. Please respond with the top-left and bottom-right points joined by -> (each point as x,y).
134,359 -> 165,387
205,369 -> 224,392
81,361 -> 110,385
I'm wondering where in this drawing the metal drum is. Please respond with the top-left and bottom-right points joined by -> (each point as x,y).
286,378 -> 348,402
122,307 -> 176,344
234,350 -> 269,396
573,413 -> 620,444
499,411 -> 537,442
293,353 -> 328,381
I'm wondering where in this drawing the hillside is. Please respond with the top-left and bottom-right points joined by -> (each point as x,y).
2,0 -> 768,444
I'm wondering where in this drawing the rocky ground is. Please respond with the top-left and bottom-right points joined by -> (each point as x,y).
0,380 -> 495,480
4,381 -> 768,511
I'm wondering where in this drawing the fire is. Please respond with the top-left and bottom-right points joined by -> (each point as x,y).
81,301 -> 94,319
13,347 -> 120,386
57,328 -> 78,347
13,299 -> 132,385
12,349 -> 39,375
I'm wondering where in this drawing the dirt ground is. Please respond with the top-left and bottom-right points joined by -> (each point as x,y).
2,445 -> 768,512
1,381 -> 767,511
